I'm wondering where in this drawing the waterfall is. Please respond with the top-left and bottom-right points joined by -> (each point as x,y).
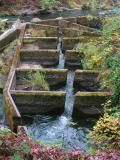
57,30 -> 75,120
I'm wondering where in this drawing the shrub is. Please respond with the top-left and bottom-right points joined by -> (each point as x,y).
89,113 -> 120,150
0,128 -> 120,160
41,0 -> 58,10
106,54 -> 120,106
0,19 -> 5,31
75,42 -> 103,70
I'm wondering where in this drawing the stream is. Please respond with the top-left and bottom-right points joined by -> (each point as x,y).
0,8 -> 120,21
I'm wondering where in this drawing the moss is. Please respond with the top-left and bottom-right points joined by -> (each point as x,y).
75,69 -> 99,74
16,68 -> 68,73
63,28 -> 82,37
75,92 -> 111,97
11,91 -> 66,96
0,11 -> 10,16
46,28 -> 58,37
21,50 -> 59,58
26,28 -> 46,37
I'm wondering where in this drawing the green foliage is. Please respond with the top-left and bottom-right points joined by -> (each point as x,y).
89,113 -> 120,150
0,128 -> 11,136
41,0 -> 58,10
75,42 -> 102,70
86,15 -> 95,21
107,54 -> 120,104
0,128 -> 120,159
21,142 -> 31,154
12,154 -> 24,160
78,15 -> 120,150
22,71 -> 49,91
81,0 -> 119,9
75,16 -> 120,119
102,16 -> 120,40
0,19 -> 5,31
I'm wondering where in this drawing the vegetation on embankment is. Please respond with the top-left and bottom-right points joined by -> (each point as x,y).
75,15 -> 120,151
0,0 -> 120,16
0,128 -> 120,160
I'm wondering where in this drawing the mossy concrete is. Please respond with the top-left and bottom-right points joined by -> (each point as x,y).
26,23 -> 59,37
23,37 -> 58,50
20,49 -> 59,66
62,28 -> 82,37
65,50 -> 83,69
62,36 -> 99,50
0,28 -> 19,51
4,91 -> 22,131
32,16 -> 101,29
11,69 -> 68,90
62,38 -> 83,50
73,91 -> 111,117
76,16 -> 102,29
74,70 -> 100,92
11,91 -> 66,115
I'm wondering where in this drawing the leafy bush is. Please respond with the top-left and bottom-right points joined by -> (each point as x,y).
75,42 -> 103,70
75,16 -> 120,118
107,54 -> 120,105
41,0 -> 58,10
0,19 -> 5,31
89,113 -> 120,150
0,128 -> 120,160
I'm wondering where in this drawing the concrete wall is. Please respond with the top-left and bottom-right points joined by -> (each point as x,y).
73,92 -> 111,117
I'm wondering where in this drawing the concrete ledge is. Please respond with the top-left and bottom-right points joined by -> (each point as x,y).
61,27 -> 100,37
26,23 -> 59,37
23,37 -> 58,50
4,91 -> 22,131
73,91 -> 111,117
33,16 -> 101,29
62,28 -> 82,37
65,50 -> 83,69
20,49 -> 59,66
76,16 -> 101,29
10,68 -> 68,90
62,38 -> 83,50
74,70 -> 100,91
11,91 -> 66,115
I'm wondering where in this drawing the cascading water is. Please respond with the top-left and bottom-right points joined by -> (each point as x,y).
27,30 -> 97,151
57,31 -> 65,69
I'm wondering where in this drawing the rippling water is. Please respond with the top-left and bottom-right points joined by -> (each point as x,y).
27,115 -> 97,151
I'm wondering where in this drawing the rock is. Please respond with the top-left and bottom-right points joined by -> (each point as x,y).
12,8 -> 40,16
56,17 -> 63,20
31,18 -> 41,23
59,7 -> 71,12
